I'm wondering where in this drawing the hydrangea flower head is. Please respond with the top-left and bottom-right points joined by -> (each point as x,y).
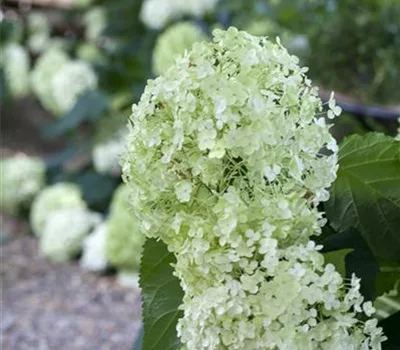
27,12 -> 51,54
106,184 -> 145,271
153,22 -> 207,76
83,6 -> 107,42
92,129 -> 127,175
122,27 -> 384,349
31,47 -> 69,116
30,182 -> 86,236
140,0 -> 219,29
0,154 -> 45,214
51,60 -> 98,114
80,221 -> 108,271
40,208 -> 101,262
2,44 -> 30,98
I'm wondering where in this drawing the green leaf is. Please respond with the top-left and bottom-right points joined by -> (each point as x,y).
140,238 -> 183,350
74,170 -> 120,212
325,132 -> 400,259
323,249 -> 354,277
379,312 -> 400,349
41,90 -> 109,138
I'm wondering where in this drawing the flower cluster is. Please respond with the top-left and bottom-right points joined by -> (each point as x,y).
31,48 -> 97,116
122,27 -> 385,349
396,118 -> 400,141
2,44 -> 30,98
51,60 -> 98,114
106,184 -> 145,272
80,221 -> 109,271
30,183 -> 86,236
83,6 -> 107,42
40,208 -> 100,262
27,12 -> 51,54
140,0 -> 219,29
153,22 -> 207,76
0,154 -> 45,214
92,129 -> 127,175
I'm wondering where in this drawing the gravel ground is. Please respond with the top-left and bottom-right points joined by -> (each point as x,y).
1,214 -> 142,350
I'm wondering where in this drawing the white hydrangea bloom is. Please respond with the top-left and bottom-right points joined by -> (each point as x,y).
83,6 -> 107,42
396,117 -> 400,141
92,130 -> 126,175
31,48 -> 69,116
51,60 -> 98,114
40,208 -> 101,262
2,44 -> 30,98
27,12 -> 51,54
140,0 -> 219,29
0,154 -> 45,214
122,28 -> 385,349
153,22 -> 207,75
80,221 -> 108,271
30,182 -> 86,237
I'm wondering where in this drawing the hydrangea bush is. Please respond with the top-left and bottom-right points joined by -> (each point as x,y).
30,183 -> 86,237
122,27 -> 385,349
152,22 -> 207,76
0,154 -> 45,214
106,184 -> 145,272
40,208 -> 101,262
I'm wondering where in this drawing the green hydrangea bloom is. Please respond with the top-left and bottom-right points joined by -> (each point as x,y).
40,208 -> 100,262
30,183 -> 86,236
27,12 -> 51,54
153,22 -> 207,76
30,47 -> 69,116
122,27 -> 384,349
106,184 -> 145,271
2,44 -> 30,98
83,6 -> 107,42
0,154 -> 45,214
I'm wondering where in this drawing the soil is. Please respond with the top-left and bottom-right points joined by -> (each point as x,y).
1,213 -> 142,350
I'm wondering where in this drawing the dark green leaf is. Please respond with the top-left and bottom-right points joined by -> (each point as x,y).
140,238 -> 183,350
41,91 -> 109,138
325,132 -> 400,259
74,170 -> 119,211
379,312 -> 400,349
